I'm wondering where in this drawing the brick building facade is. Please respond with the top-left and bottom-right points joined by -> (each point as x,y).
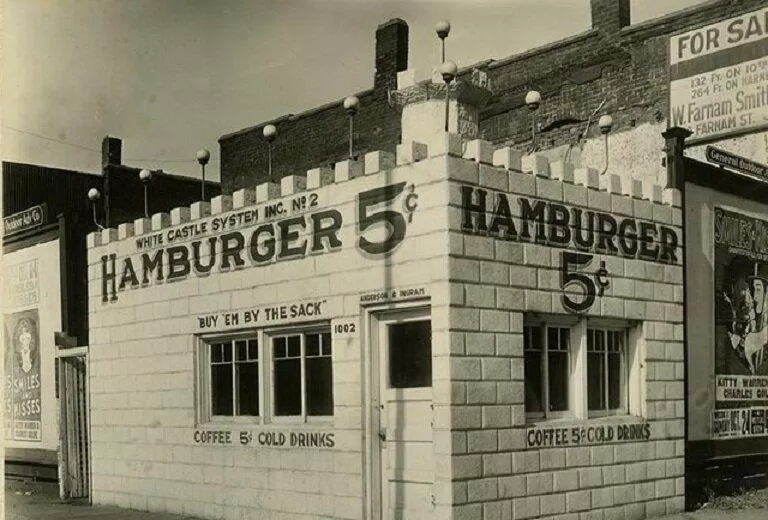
218,0 -> 766,194
81,0 -> 767,518
87,79 -> 686,518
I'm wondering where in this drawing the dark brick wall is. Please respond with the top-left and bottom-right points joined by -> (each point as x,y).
2,159 -> 221,347
104,164 -> 220,229
219,19 -> 408,195
480,0 -> 765,151
218,0 -> 765,195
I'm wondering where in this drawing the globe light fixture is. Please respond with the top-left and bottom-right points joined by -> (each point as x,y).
88,188 -> 104,230
263,124 -> 277,182
435,20 -> 451,62
599,114 -> 613,175
525,90 -> 542,151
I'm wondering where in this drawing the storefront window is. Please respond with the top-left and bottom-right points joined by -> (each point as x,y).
272,331 -> 333,418
199,327 -> 332,424
208,338 -> 259,417
524,324 -> 571,418
525,317 -> 634,422
587,328 -> 626,415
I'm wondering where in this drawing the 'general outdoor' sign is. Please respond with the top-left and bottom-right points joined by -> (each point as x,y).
3,205 -> 47,238
706,146 -> 768,183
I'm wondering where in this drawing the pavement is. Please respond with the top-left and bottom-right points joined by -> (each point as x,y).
3,480 -> 767,520
4,481 -> 202,520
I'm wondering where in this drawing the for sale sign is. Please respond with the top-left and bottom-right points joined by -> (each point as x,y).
669,7 -> 768,143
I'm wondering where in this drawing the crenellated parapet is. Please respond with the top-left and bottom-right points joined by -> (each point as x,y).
87,131 -> 680,256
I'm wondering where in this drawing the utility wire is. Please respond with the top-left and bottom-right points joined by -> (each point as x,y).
3,125 -> 218,164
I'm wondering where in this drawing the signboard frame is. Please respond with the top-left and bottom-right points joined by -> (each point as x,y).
3,204 -> 48,238
668,6 -> 768,146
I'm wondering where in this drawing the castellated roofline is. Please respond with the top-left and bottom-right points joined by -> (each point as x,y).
86,127 -> 680,251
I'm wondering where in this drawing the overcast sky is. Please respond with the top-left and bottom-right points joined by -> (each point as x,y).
2,0 -> 704,181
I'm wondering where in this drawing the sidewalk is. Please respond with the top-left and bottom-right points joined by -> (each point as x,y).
4,481 -> 202,520
4,480 -> 766,520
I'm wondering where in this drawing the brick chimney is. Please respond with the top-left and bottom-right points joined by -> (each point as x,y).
374,18 -> 409,91
101,136 -> 122,168
591,0 -> 630,33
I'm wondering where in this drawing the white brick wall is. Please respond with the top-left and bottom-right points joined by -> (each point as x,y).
87,152 -> 454,519
87,137 -> 684,519
444,150 -> 684,520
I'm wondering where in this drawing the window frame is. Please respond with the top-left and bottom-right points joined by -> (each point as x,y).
197,322 -> 333,426
199,331 -> 264,426
524,314 -> 641,424
268,325 -> 334,424
524,322 -> 574,420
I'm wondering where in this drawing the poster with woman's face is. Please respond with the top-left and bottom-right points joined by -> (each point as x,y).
4,310 -> 42,442
712,207 -> 768,439
714,209 -> 768,377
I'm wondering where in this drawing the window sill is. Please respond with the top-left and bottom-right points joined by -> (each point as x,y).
526,414 -> 646,428
198,417 -> 334,429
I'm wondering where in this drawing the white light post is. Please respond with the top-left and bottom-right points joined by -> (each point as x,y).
599,114 -> 613,175
196,148 -> 210,201
139,168 -> 152,218
525,90 -> 541,151
440,61 -> 458,133
88,188 -> 104,230
343,96 -> 360,160
435,20 -> 451,63
263,124 -> 277,182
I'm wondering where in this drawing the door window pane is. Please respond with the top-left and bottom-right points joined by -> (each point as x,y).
388,320 -> 432,388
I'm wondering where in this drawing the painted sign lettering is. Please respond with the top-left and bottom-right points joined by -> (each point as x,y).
332,319 -> 358,339
4,260 -> 38,309
560,251 -> 610,313
196,299 -> 327,330
193,429 -> 335,448
100,183 -> 418,302
526,422 -> 651,448
359,286 -> 428,304
706,146 -> 768,184
460,186 -> 680,265
2,205 -> 46,237
712,407 -> 768,439
669,7 -> 768,141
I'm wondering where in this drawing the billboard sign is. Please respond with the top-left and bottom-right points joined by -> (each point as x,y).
713,207 -> 768,439
669,7 -> 768,143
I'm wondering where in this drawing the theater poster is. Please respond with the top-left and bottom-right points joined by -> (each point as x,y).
3,257 -> 42,442
712,207 -> 768,439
